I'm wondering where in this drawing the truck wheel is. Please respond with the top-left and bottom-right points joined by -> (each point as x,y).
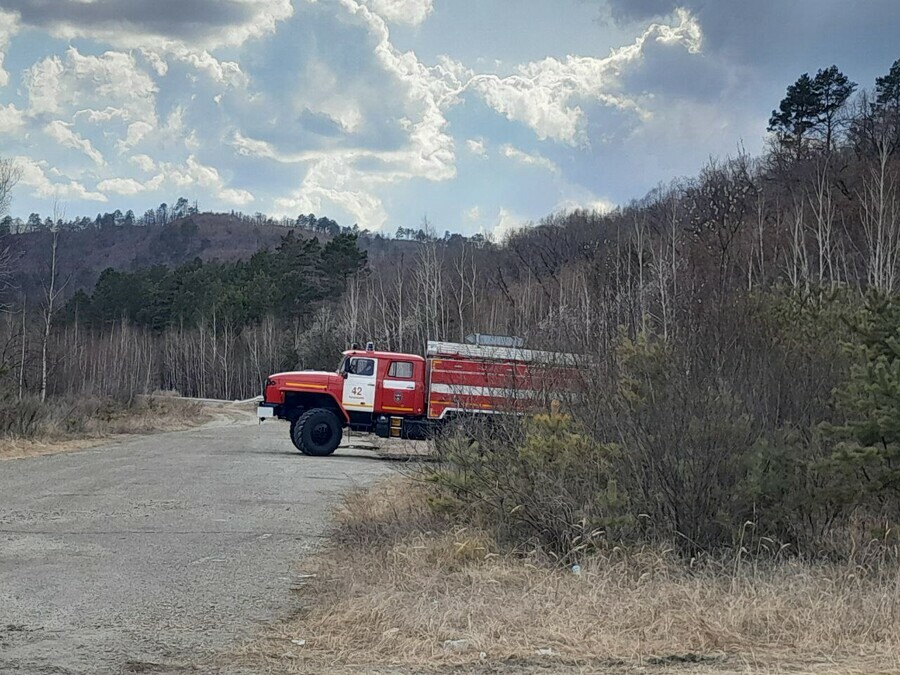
292,408 -> 343,457
289,418 -> 308,455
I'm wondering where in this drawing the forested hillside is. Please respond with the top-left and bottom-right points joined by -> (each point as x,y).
2,59 -> 900,553
3,210 -> 360,297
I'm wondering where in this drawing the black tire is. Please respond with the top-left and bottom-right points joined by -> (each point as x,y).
289,418 -> 308,455
291,408 -> 343,457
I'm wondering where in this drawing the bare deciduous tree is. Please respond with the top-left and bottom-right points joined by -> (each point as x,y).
858,132 -> 900,293
0,157 -> 20,310
40,203 -> 69,402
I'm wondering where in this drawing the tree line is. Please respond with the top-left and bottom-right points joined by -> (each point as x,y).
0,195 -> 351,238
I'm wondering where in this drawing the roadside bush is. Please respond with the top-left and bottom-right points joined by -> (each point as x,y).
426,409 -> 629,562
609,332 -> 760,552
0,394 -> 48,437
422,290 -> 894,561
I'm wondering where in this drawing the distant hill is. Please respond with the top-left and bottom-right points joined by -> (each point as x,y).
7,213 -> 319,298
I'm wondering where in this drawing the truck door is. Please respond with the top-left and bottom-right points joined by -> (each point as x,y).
381,360 -> 418,414
343,356 -> 377,412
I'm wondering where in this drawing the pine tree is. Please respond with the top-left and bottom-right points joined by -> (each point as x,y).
875,58 -> 900,111
830,295 -> 900,504
769,73 -> 820,159
768,66 -> 856,157
812,65 -> 856,151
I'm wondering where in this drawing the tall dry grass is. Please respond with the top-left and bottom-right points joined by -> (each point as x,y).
251,477 -> 900,674
0,394 -> 206,458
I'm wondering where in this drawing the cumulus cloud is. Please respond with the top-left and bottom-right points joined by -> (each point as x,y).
25,47 -> 158,126
466,138 -> 487,157
159,155 -> 255,205
96,177 -> 150,196
163,45 -> 248,87
44,120 -> 105,166
0,102 -> 24,133
556,196 -> 615,214
93,155 -> 251,203
466,9 -> 702,145
491,208 -> 528,241
337,1 -> 468,181
219,187 -> 256,206
500,144 -> 559,174
0,9 -> 17,87
121,122 -> 155,149
263,0 -> 472,228
274,155 -> 388,229
365,0 -> 434,26
130,154 -> 157,173
0,0 -> 291,88
15,156 -> 107,202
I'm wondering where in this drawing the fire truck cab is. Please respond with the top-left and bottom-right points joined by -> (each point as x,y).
258,340 -> 577,456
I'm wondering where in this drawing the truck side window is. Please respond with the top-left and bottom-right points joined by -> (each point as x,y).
388,361 -> 414,379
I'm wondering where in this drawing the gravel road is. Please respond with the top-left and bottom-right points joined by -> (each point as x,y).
0,417 -> 391,674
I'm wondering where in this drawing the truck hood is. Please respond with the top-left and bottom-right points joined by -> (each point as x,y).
270,371 -> 337,379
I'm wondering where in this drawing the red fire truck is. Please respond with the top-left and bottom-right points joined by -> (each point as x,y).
257,339 -> 579,456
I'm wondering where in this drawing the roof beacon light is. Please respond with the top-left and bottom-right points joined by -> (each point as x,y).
366,341 -> 375,352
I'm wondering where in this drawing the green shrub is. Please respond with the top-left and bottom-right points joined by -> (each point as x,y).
426,409 -> 629,562
827,294 -> 900,518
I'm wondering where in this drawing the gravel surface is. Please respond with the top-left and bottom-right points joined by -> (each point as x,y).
0,417 -> 391,674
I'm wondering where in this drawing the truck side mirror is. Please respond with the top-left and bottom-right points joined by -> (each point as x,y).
341,371 -> 348,379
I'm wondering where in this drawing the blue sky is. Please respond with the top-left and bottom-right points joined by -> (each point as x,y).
0,0 -> 898,236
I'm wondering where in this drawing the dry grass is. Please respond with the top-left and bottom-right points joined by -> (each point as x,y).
0,395 -> 210,460
247,476 -> 900,674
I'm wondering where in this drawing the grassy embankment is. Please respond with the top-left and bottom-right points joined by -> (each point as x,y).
248,477 -> 900,674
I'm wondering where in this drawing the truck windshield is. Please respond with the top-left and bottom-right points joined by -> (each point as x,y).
337,356 -> 347,374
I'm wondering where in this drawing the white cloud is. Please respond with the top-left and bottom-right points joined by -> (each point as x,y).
264,2 -> 702,230
366,0 -> 434,26
274,155 -> 387,229
0,9 -> 18,87
0,0 -> 709,229
75,106 -> 126,123
96,177 -> 148,196
467,9 -> 702,145
466,138 -> 487,157
265,0 -> 471,229
556,196 -> 616,214
163,45 -> 248,87
44,120 -> 105,165
219,187 -> 256,206
130,154 -> 157,172
25,47 -> 158,128
15,155 -> 107,202
121,121 -> 155,149
500,144 -> 559,173
140,49 -> 168,77
159,155 -> 254,205
491,208 -> 528,241
3,0 -> 292,87
0,102 -> 24,133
